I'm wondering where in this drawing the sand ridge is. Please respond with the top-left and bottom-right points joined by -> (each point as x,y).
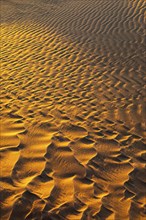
0,0 -> 146,219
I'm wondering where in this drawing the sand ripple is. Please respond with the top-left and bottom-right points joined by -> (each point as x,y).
1,0 -> 146,219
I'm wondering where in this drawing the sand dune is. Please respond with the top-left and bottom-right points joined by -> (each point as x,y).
0,0 -> 146,219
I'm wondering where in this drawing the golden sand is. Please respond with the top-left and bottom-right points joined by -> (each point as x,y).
0,0 -> 146,219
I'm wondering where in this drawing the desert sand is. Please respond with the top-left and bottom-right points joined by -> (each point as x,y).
0,0 -> 146,219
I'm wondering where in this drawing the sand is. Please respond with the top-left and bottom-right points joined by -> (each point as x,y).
0,0 -> 146,219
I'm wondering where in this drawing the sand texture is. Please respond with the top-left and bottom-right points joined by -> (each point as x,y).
0,0 -> 146,219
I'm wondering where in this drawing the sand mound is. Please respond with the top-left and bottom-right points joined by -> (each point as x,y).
1,0 -> 146,219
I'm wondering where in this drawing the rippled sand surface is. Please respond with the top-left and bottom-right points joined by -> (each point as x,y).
1,0 -> 146,219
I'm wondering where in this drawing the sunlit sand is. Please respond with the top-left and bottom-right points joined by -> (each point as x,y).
0,0 -> 146,219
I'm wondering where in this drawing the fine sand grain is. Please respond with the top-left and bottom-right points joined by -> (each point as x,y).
0,0 -> 146,219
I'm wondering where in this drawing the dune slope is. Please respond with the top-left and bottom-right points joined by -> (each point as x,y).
0,0 -> 146,219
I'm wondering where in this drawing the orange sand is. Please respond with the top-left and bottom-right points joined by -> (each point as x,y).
0,0 -> 146,219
